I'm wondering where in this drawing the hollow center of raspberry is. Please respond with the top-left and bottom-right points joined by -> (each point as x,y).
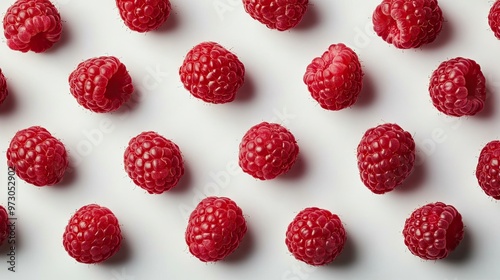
29,33 -> 52,53
105,69 -> 127,100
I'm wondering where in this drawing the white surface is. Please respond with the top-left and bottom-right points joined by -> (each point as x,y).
0,0 -> 499,279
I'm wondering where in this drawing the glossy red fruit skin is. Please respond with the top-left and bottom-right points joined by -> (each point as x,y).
476,140 -> 500,199
429,57 -> 486,117
68,56 -> 134,113
185,197 -> 247,262
0,69 -> 7,105
3,0 -> 63,53
116,0 -> 171,32
285,207 -> 346,266
488,0 -> 500,39
357,123 -> 415,194
239,122 -> 299,180
372,0 -> 443,49
179,41 -> 245,104
62,204 -> 122,264
304,43 -> 363,111
242,0 -> 309,31
124,131 -> 184,194
6,126 -> 68,187
403,202 -> 464,260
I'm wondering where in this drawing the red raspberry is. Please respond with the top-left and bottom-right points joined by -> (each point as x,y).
372,0 -> 443,49
124,131 -> 184,194
489,1 -> 500,39
2,0 -> 62,53
285,207 -> 346,266
7,126 -> 68,187
62,204 -> 122,264
0,69 -> 7,105
242,0 -> 308,31
116,0 -> 171,32
0,206 -> 8,247
475,140 -> 500,199
69,56 -> 134,113
185,196 -> 247,262
303,43 -> 363,111
403,202 -> 464,260
239,122 -> 299,180
179,42 -> 245,104
357,123 -> 415,194
429,57 -> 486,117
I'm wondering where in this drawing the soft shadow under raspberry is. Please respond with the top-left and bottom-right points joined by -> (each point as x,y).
444,228 -> 473,264
294,3 -> 321,32
0,88 -> 17,116
167,161 -> 193,195
280,153 -> 308,181
154,11 -> 180,33
101,236 -> 133,266
326,232 -> 357,268
221,226 -> 255,264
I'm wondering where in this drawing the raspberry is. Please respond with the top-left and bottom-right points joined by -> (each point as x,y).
285,207 -> 346,266
475,140 -> 500,199
357,123 -> 415,194
62,204 -> 122,264
185,196 -> 247,262
403,202 -> 464,260
0,206 -> 8,247
372,0 -> 443,49
7,126 -> 68,187
124,131 -> 184,194
303,43 -> 363,111
69,56 -> 134,113
179,42 -> 245,104
2,0 -> 62,53
239,122 -> 299,180
242,0 -> 308,31
429,57 -> 486,117
116,0 -> 171,32
0,69 -> 7,105
489,1 -> 500,39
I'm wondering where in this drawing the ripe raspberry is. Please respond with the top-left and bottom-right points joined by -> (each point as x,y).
403,202 -> 464,260
124,131 -> 184,194
303,43 -> 363,111
285,207 -> 346,266
475,140 -> 500,199
239,122 -> 299,180
242,0 -> 308,31
62,204 -> 122,264
179,42 -> 245,104
185,196 -> 247,262
0,206 -> 8,247
7,126 -> 68,187
2,0 -> 62,53
357,123 -> 415,194
429,57 -> 486,117
489,1 -> 500,39
0,69 -> 7,105
372,0 -> 443,49
69,56 -> 134,113
116,0 -> 171,32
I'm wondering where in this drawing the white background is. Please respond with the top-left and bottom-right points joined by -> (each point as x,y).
0,0 -> 499,279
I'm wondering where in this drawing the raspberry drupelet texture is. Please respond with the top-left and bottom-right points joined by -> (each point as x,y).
0,206 -> 8,247
185,197 -> 247,262
3,0 -> 62,53
0,69 -> 7,105
179,42 -> 245,104
116,0 -> 171,32
476,140 -> 500,199
69,56 -> 134,113
7,126 -> 68,187
242,0 -> 309,31
403,202 -> 464,260
285,207 -> 346,266
372,0 -> 443,49
239,122 -> 299,180
489,0 -> 500,39
429,57 -> 486,117
124,131 -> 184,194
357,123 -> 415,194
304,43 -> 363,111
62,204 -> 122,264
